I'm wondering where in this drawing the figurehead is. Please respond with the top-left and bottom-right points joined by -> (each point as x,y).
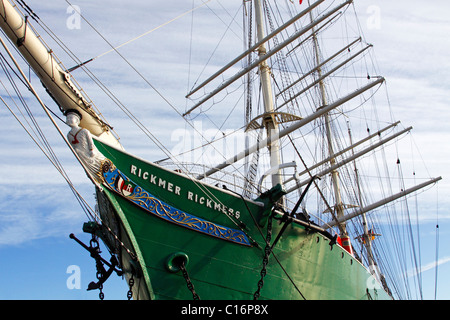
65,109 -> 106,182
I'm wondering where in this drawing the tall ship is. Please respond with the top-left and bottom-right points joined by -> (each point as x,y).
0,0 -> 441,300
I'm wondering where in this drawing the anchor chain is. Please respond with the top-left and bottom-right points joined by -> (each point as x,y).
253,214 -> 273,300
179,261 -> 200,300
92,237 -> 105,300
127,274 -> 134,300
98,284 -> 104,300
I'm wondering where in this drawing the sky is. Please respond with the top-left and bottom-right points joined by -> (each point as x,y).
0,0 -> 449,300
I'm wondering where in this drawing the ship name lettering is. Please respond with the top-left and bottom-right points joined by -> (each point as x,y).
130,164 -> 181,196
187,191 -> 240,219
131,164 -> 240,219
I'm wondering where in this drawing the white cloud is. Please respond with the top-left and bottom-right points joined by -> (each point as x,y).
0,184 -> 91,246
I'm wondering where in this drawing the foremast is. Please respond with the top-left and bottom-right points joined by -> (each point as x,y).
253,0 -> 283,191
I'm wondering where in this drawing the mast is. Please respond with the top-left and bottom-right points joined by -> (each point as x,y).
196,77 -> 385,180
309,4 -> 348,237
253,0 -> 283,190
348,125 -> 379,278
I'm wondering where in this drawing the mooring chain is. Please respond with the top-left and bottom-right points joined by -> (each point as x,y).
98,283 -> 104,300
127,274 -> 135,300
254,215 -> 273,300
91,236 -> 105,300
179,261 -> 200,300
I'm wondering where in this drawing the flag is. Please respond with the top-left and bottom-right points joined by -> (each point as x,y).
299,0 -> 303,4
116,175 -> 135,197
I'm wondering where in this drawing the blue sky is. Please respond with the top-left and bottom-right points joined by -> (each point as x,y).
0,0 -> 449,300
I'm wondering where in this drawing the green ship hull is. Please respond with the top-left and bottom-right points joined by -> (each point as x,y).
0,0 -> 439,302
92,139 -> 391,300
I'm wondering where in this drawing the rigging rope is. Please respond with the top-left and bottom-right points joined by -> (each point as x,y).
0,41 -> 139,259
0,79 -> 96,222
0,47 -> 97,220
94,0 -> 212,61
63,0 -> 251,187
434,184 -> 439,300
56,1 -> 274,240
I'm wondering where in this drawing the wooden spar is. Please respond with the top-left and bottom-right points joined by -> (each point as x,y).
183,0 -> 353,117
283,121 -> 401,185
276,44 -> 373,111
321,177 -> 443,229
0,36 -> 102,187
0,0 -> 121,148
196,76 -> 384,180
185,0 -> 325,99
277,37 -> 362,98
285,126 -> 413,194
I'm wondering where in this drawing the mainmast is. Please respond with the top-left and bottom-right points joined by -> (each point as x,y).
308,6 -> 349,240
253,0 -> 283,190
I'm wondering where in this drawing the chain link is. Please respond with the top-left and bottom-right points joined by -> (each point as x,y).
90,237 -> 100,252
127,275 -> 135,300
98,284 -> 104,300
179,262 -> 200,300
254,215 -> 273,300
91,236 -> 105,300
